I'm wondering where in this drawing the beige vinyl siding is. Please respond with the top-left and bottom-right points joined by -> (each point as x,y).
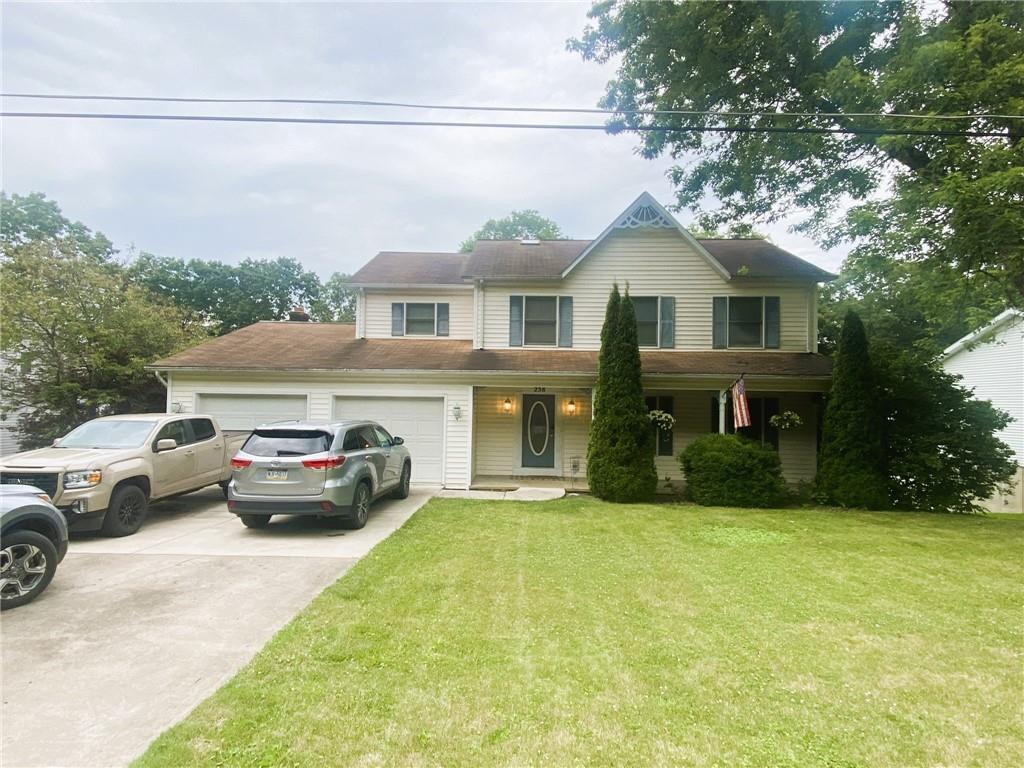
167,373 -> 473,489
482,229 -> 814,351
363,289 -> 474,340
472,387 -> 590,485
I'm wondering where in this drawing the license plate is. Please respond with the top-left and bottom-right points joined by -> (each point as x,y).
265,470 -> 288,481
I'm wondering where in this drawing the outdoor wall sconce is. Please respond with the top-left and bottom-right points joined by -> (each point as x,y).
503,398 -> 513,414
567,399 -> 577,416
452,404 -> 462,421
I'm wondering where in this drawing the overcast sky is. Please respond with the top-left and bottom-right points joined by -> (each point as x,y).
2,1 -> 847,278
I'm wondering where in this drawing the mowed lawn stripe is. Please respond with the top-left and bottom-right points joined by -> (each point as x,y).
136,498 -> 1024,768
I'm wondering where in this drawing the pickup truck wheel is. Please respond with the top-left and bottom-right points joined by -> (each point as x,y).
0,530 -> 58,610
101,485 -> 149,537
219,482 -> 230,500
391,463 -> 411,500
240,514 -> 271,529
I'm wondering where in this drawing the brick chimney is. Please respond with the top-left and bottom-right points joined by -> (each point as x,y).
288,306 -> 310,322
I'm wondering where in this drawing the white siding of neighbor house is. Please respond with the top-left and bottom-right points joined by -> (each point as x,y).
166,372 -> 473,489
943,315 -> 1024,464
480,229 -> 816,352
362,288 -> 474,340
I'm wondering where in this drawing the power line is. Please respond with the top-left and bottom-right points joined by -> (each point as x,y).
2,92 -> 1021,121
0,111 -> 1012,137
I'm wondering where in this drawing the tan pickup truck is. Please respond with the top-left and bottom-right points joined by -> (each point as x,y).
0,414 -> 248,536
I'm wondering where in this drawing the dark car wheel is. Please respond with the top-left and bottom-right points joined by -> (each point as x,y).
101,485 -> 149,537
240,514 -> 271,529
0,529 -> 59,610
391,463 -> 411,500
341,482 -> 371,530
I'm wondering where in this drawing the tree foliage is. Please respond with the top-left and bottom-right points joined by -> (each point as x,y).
459,210 -> 564,252
1,246 -> 205,448
587,285 -> 658,502
1,191 -> 115,261
571,1 -> 1024,303
817,310 -> 890,509
310,272 -> 357,323
128,254 -> 351,333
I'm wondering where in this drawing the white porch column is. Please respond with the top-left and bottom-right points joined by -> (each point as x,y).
718,389 -> 728,433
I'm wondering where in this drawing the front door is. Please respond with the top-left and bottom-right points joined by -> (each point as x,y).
521,394 -> 555,469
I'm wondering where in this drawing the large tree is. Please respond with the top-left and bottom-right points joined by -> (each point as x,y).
1,245 -> 205,448
1,191 -> 115,261
587,285 -> 658,502
459,210 -> 564,252
571,1 -> 1024,305
129,254 -> 326,334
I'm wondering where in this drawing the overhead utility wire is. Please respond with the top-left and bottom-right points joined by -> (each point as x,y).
0,111 -> 1009,137
2,92 -> 1021,121
0,111 -> 1010,137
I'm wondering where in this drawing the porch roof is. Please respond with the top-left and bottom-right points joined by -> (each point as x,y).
150,321 -> 832,379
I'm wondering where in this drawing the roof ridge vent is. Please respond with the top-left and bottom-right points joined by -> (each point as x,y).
520,238 -> 540,245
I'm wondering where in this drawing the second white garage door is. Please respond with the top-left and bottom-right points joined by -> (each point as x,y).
333,396 -> 444,484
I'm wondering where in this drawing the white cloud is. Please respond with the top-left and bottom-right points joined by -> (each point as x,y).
1,1 -> 847,276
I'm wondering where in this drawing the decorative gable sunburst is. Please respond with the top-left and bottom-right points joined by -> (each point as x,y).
615,202 -> 676,230
560,191 -> 731,280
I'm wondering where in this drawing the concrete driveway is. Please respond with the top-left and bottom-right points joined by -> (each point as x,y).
1,484 -> 435,768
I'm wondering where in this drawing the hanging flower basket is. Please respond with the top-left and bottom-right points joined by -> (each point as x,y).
648,409 -> 676,433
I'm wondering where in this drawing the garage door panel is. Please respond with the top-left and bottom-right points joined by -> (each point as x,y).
333,397 -> 443,484
195,394 -> 307,432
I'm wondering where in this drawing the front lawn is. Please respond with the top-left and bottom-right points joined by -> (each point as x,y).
137,498 -> 1024,767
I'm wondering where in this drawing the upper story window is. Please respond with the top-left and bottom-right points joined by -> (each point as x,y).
391,302 -> 449,337
713,296 -> 780,349
509,295 -> 573,348
630,295 -> 676,348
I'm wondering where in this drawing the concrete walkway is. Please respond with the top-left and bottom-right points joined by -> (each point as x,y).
437,486 -> 566,501
1,485 -> 435,768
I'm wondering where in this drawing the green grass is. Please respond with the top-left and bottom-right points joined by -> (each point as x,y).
137,498 -> 1024,767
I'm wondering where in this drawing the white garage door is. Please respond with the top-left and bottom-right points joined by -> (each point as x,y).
196,394 -> 308,432
333,396 -> 444,484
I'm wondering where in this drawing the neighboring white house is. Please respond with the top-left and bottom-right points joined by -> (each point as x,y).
149,192 -> 836,491
943,309 -> 1024,513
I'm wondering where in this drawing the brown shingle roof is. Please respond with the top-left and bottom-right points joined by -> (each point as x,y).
351,237 -> 835,285
699,239 -> 836,282
461,240 -> 590,279
150,322 -> 832,379
350,252 -> 467,285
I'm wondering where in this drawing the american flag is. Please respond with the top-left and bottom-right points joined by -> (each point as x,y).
732,377 -> 751,429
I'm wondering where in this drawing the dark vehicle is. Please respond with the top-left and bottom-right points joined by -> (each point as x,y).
227,420 -> 412,530
1,484 -> 69,610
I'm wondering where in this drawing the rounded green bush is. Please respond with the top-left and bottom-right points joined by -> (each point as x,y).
679,434 -> 786,508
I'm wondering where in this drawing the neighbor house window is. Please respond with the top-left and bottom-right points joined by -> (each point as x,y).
712,296 -> 780,349
630,296 -> 676,348
645,395 -> 674,456
391,302 -> 449,337
509,296 -> 574,347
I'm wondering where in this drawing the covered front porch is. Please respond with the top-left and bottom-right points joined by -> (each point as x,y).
470,379 -> 824,492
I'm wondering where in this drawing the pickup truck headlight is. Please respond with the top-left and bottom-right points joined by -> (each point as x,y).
64,470 -> 102,489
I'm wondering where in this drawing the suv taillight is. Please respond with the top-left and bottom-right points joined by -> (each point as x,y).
230,457 -> 252,469
301,455 -> 346,470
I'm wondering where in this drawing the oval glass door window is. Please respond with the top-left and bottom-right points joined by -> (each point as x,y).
528,400 -> 550,456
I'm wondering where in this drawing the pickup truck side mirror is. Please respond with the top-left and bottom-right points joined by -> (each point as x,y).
392,436 -> 404,446
155,438 -> 178,452
52,438 -> 62,447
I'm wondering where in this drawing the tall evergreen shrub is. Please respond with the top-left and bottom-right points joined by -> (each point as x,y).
587,285 -> 658,502
817,310 -> 889,508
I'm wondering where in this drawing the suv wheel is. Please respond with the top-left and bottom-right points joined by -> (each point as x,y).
101,485 -> 149,537
1,530 -> 58,610
240,514 -> 271,529
391,463 -> 411,500
341,481 -> 371,530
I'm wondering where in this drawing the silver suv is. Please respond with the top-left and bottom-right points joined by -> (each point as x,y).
227,421 -> 412,530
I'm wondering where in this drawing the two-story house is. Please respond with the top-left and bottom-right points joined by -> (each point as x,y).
150,192 -> 835,490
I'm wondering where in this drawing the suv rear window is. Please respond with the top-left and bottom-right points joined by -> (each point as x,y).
242,429 -> 332,457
